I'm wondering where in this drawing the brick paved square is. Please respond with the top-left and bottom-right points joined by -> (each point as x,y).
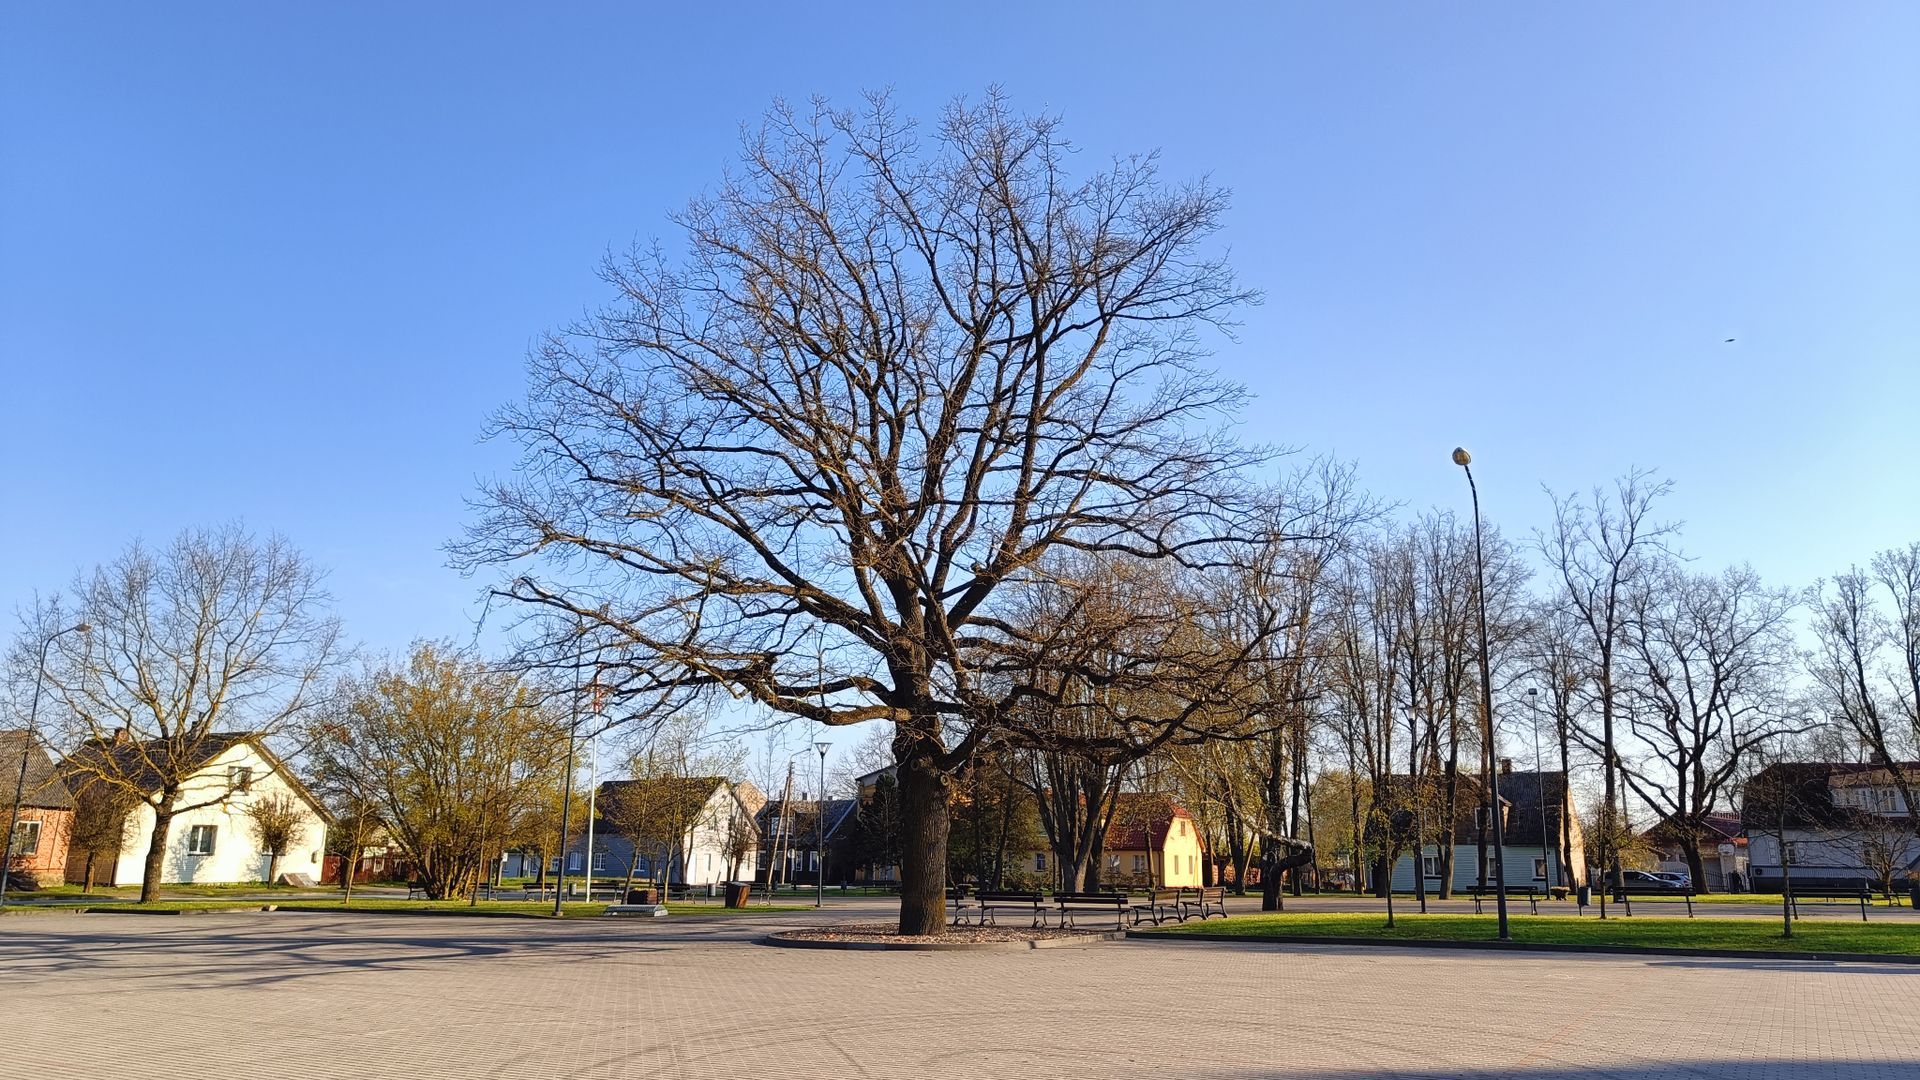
4,905 -> 1917,1079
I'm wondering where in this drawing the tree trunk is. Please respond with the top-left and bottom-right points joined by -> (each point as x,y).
896,748 -> 951,935
1683,841 -> 1709,895
83,853 -> 97,895
139,804 -> 176,903
265,853 -> 281,886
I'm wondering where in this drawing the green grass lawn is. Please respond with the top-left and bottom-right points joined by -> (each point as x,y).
1145,911 -> 1920,956
19,881 -> 330,898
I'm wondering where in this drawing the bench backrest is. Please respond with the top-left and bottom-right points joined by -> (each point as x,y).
1151,889 -> 1180,902
1056,892 -> 1127,905
976,891 -> 1043,904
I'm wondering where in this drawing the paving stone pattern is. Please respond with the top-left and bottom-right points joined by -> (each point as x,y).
3,903 -> 1917,1079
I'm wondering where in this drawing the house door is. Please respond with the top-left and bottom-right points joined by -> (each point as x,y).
260,854 -> 277,884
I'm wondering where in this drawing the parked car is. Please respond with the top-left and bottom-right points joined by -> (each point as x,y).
1617,869 -> 1689,895
1651,871 -> 1692,889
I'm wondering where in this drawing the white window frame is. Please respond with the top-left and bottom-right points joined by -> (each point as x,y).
1421,854 -> 1439,878
8,820 -> 41,857
567,851 -> 583,872
228,766 -> 254,793
187,824 -> 218,856
1533,856 -> 1548,880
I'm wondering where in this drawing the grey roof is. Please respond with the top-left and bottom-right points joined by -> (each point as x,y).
758,798 -> 857,845
0,730 -> 74,810
1493,770 -> 1571,847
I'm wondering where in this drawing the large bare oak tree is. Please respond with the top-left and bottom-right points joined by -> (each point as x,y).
460,92 -> 1266,934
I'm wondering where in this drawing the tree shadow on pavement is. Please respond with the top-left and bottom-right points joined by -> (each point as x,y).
0,912 -> 764,991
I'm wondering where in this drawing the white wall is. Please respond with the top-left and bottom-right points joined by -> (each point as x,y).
682,788 -> 756,885
113,742 -> 329,886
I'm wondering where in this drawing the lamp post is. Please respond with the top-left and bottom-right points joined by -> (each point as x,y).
814,741 -> 830,908
1527,687 -> 1555,891
2,621 -> 89,910
1453,447 -> 1511,940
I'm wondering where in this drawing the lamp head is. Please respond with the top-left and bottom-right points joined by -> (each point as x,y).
814,740 -> 831,756
1527,688 -> 1539,698
73,622 -> 91,635
1451,447 -> 1472,467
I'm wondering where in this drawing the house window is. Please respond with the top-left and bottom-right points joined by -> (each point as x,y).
1132,855 -> 1148,874
1421,854 -> 1439,878
567,852 -> 582,871
1533,857 -> 1548,880
8,820 -> 40,857
591,851 -> 607,872
1035,853 -> 1046,871
187,825 -> 218,856
550,857 -> 562,873
1107,855 -> 1121,873
228,766 -> 254,793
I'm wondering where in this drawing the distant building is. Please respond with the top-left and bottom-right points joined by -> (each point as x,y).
1021,792 -> 1206,890
1379,766 -> 1588,894
58,731 -> 329,887
2,730 -> 75,886
757,797 -> 858,886
565,777 -> 761,886
1643,812 -> 1748,891
1742,762 -> 1920,893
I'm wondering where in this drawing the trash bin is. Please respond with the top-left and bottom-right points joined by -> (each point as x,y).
1576,884 -> 1592,909
724,881 -> 751,908
625,887 -> 658,906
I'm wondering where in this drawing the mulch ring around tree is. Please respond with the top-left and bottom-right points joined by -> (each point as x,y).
763,921 -> 1126,951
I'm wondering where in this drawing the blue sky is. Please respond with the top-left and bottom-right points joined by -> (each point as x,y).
4,4 -> 1916,727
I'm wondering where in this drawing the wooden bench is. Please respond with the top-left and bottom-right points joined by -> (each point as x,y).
1179,886 -> 1228,921
1468,886 -> 1542,915
1055,892 -> 1129,930
976,890 -> 1050,928
520,882 -> 558,900
1131,888 -> 1182,926
406,881 -> 429,900
1787,887 -> 1871,923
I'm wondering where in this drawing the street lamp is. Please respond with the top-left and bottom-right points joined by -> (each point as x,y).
814,741 -> 831,909
2,621 -> 89,910
1453,447 -> 1511,941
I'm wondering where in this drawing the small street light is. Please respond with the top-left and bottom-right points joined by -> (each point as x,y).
2,622 -> 89,910
1453,447 -> 1512,941
814,741 -> 831,909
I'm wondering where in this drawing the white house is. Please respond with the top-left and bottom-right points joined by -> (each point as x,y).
62,732 -> 330,887
1743,762 -> 1920,893
565,777 -> 761,886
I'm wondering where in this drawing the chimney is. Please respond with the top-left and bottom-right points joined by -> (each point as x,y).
1499,757 -> 1512,776
111,727 -> 131,746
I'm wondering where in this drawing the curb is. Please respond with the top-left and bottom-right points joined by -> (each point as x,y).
761,930 -> 1127,952
81,905 -> 279,916
1127,930 -> 1920,965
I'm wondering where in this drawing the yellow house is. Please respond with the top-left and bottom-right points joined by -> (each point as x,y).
1028,793 -> 1205,889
